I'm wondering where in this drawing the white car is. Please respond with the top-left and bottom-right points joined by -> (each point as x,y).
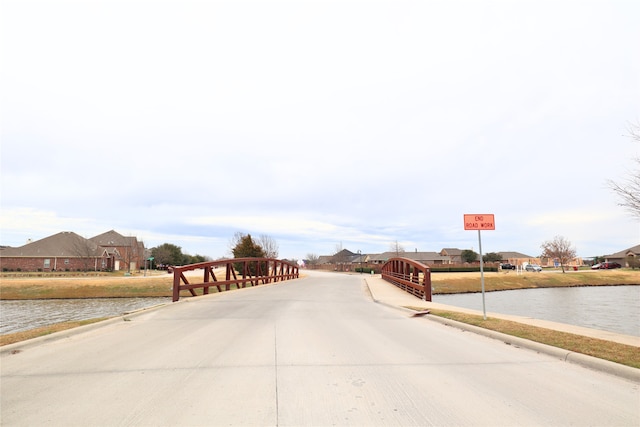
525,264 -> 542,272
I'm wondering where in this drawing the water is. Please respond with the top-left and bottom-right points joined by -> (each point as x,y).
434,285 -> 640,337
2,286 -> 639,338
0,297 -> 170,335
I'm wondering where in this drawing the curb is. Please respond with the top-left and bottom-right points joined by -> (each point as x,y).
364,278 -> 640,383
1,281 -> 291,355
0,301 -> 172,356
425,314 -> 640,383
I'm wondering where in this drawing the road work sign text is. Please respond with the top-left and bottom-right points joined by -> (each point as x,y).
464,214 -> 495,230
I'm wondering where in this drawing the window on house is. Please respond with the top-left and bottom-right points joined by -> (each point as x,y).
44,259 -> 51,268
64,259 -> 70,265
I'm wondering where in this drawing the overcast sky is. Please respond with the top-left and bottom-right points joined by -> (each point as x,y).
2,0 -> 639,262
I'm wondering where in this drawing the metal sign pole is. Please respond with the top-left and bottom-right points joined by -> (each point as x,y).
464,214 -> 494,321
478,230 -> 486,320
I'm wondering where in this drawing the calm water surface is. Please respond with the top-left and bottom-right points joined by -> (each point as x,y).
0,297 -> 170,335
2,286 -> 639,337
434,285 -> 640,337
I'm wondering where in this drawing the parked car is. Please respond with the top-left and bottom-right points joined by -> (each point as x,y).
500,263 -> 516,270
591,263 -> 602,270
525,264 -> 542,272
600,262 -> 622,269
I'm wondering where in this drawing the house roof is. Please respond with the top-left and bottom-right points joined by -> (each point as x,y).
368,251 -> 451,263
440,248 -> 463,256
607,244 -> 640,258
0,231 -> 102,257
498,251 -> 535,259
333,249 -> 356,258
90,230 -> 137,247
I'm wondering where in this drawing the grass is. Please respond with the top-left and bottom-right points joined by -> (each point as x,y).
420,308 -> 640,369
1,272 -> 177,299
0,318 -> 109,347
431,270 -> 639,294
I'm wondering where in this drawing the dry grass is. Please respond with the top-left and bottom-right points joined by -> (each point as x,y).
431,269 -> 639,294
1,271 -> 181,299
425,309 -> 640,369
0,318 -> 108,347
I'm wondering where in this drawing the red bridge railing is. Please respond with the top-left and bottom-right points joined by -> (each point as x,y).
172,257 -> 299,302
381,257 -> 432,301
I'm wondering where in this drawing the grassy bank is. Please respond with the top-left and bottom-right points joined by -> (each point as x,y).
1,270 -> 638,357
431,270 -> 639,294
425,309 -> 640,369
0,273 -> 176,299
0,318 -> 108,347
1,269 -> 637,300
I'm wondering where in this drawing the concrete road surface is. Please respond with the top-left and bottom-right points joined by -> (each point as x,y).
1,270 -> 638,426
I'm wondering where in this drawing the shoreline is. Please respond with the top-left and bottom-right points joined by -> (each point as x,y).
1,269 -> 639,299
1,281 -> 638,300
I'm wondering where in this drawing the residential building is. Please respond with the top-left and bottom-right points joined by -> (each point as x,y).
0,230 -> 145,272
606,244 -> 640,268
90,230 -> 145,272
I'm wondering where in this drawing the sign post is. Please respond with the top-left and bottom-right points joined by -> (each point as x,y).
145,256 -> 154,277
463,214 -> 495,320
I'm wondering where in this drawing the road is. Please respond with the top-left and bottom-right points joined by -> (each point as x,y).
1,270 -> 638,426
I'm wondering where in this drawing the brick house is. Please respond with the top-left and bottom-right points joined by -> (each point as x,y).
368,251 -> 453,265
0,231 -> 108,272
497,251 -> 540,267
90,230 -> 145,272
439,248 -> 462,263
0,230 -> 146,272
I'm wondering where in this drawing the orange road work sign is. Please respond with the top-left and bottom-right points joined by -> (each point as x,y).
464,214 -> 495,230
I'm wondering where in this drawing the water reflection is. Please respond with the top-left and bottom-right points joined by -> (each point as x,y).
0,297 -> 170,335
434,285 -> 640,337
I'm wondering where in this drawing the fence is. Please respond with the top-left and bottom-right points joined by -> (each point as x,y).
381,257 -> 432,301
172,257 -> 299,302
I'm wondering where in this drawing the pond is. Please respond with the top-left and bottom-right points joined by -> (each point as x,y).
434,285 -> 640,337
0,297 -> 170,335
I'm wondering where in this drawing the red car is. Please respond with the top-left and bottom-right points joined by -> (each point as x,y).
600,262 -> 622,269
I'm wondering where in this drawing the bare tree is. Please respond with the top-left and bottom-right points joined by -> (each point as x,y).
229,232 -> 279,259
121,236 -> 139,273
540,236 -> 577,273
306,253 -> 319,269
71,234 -> 100,272
258,234 -> 279,258
608,121 -> 640,219
228,232 -> 246,256
331,243 -> 351,271
389,240 -> 405,256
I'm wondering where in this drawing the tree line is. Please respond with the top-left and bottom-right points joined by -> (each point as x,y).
149,233 -> 279,268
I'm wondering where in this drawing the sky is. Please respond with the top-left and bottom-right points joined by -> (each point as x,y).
1,0 -> 639,262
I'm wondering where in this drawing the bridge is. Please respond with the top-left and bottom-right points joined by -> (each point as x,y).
171,256 -> 424,303
381,256 -> 431,301
171,257 -> 299,301
1,268 -> 638,425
